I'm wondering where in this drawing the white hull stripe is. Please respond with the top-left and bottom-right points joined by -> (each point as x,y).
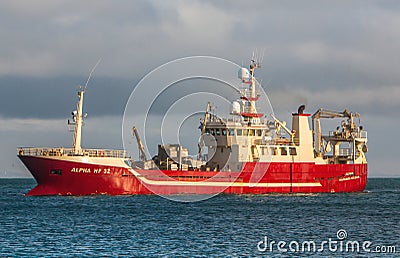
129,169 -> 322,188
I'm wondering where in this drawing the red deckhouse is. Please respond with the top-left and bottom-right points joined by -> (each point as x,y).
18,58 -> 368,195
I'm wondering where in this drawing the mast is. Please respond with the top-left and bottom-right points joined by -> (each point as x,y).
69,59 -> 101,156
238,58 -> 263,123
248,60 -> 259,114
72,86 -> 85,155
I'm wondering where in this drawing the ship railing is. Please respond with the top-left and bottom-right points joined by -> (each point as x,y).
239,89 -> 261,99
82,149 -> 127,158
17,147 -> 127,158
328,130 -> 368,139
257,138 -> 299,146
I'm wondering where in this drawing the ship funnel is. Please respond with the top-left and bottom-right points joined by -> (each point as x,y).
292,106 -> 313,160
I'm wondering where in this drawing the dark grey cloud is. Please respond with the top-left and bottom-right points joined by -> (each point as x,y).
0,76 -> 134,119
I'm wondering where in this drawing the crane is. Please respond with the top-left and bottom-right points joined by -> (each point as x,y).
311,108 -> 360,157
132,126 -> 147,162
197,102 -> 211,160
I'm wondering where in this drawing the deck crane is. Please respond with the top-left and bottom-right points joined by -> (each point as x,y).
197,102 -> 211,160
132,126 -> 147,162
311,108 -> 360,157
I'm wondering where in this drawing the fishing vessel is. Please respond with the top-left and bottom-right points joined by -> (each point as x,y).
17,59 -> 368,195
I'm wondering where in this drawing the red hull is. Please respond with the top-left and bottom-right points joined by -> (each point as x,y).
19,155 -> 367,196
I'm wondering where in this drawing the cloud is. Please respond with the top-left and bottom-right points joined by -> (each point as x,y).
0,117 -> 66,132
267,85 -> 400,117
0,1 -> 170,77
1,0 -> 400,86
0,76 -> 133,119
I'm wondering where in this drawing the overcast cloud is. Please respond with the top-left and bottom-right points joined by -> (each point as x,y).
0,0 -> 399,177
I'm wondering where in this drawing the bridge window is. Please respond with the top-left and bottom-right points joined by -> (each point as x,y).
257,130 -> 262,136
290,147 -> 297,156
210,129 -> 215,135
222,129 -> 227,136
270,147 -> 277,155
237,129 -> 242,136
281,147 -> 288,156
216,129 -> 221,136
229,129 -> 235,136
205,128 -> 210,134
249,129 -> 255,136
243,129 -> 248,136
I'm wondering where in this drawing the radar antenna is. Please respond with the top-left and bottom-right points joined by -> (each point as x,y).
84,58 -> 102,91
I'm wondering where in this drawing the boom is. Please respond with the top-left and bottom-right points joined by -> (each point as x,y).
132,126 -> 147,162
197,102 -> 211,160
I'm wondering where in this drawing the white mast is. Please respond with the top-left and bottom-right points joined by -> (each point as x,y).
237,57 -> 263,124
72,87 -> 85,155
248,58 -> 261,124
248,61 -> 258,114
70,58 -> 101,156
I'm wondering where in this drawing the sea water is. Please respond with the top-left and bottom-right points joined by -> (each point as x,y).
0,178 -> 399,257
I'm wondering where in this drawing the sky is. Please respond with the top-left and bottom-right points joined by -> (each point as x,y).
0,0 -> 399,177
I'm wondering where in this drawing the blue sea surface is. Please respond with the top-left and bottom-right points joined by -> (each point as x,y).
0,178 -> 399,257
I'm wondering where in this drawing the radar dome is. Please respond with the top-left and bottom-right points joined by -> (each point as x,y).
238,67 -> 250,82
231,101 -> 241,115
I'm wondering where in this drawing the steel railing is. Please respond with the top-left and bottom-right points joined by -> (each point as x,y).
328,130 -> 368,139
17,147 -> 127,158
